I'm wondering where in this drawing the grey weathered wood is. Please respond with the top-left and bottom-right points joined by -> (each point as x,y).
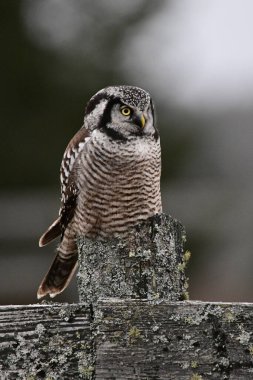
95,300 -> 253,379
0,303 -> 93,379
77,214 -> 189,304
1,301 -> 253,379
2,214 -> 253,378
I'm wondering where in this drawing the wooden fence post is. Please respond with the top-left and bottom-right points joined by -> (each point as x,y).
1,213 -> 253,379
77,213 -> 189,303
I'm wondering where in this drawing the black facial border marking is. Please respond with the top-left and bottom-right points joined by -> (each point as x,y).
98,96 -> 127,141
85,92 -> 109,115
105,126 -> 128,142
150,99 -> 155,123
150,99 -> 159,141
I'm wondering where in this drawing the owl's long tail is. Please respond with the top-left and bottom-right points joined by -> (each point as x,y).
37,229 -> 78,299
37,252 -> 78,299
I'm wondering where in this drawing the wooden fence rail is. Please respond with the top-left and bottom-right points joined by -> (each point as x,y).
1,301 -> 253,379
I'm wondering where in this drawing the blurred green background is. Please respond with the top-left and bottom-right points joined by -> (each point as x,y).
1,0 -> 253,304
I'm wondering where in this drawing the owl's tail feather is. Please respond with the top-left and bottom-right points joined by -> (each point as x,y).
37,251 -> 78,299
39,217 -> 61,247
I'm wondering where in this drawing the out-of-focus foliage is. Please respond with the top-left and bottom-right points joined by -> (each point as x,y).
1,0 -> 253,304
0,0 -> 164,188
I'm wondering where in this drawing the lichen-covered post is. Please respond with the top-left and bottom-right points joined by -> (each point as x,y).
77,213 -> 189,303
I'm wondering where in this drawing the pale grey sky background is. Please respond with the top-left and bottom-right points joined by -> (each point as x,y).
123,0 -> 253,110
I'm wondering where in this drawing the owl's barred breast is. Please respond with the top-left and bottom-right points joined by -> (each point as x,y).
37,85 -> 163,299
73,130 -> 162,238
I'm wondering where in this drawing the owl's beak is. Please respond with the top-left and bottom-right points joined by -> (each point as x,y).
133,113 -> 146,128
140,114 -> 146,128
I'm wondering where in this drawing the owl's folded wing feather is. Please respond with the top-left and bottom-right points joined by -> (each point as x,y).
39,127 -> 90,247
39,217 -> 61,247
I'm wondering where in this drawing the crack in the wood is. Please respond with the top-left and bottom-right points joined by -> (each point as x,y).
210,314 -> 231,379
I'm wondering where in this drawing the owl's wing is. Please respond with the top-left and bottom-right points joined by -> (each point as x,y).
39,127 -> 90,247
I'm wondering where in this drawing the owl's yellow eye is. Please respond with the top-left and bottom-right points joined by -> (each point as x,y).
120,106 -> 131,116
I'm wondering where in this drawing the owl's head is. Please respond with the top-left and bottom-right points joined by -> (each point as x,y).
84,85 -> 158,141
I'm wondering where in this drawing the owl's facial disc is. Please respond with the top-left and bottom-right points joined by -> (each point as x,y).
109,102 -> 149,137
84,85 -> 159,141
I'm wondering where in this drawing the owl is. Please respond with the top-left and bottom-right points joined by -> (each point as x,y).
37,85 -> 162,299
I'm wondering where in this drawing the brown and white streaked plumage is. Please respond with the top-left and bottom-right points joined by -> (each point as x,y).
37,85 -> 162,299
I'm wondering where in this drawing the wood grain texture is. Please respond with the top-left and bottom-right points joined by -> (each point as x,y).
1,301 -> 253,379
95,300 -> 253,379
